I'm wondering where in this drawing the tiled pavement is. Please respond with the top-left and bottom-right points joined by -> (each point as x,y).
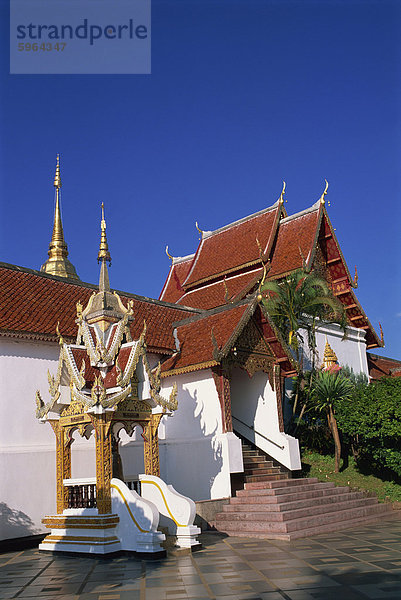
1,518 -> 401,600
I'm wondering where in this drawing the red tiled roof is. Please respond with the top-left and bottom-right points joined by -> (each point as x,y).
0,264 -> 198,354
69,344 -> 134,389
176,268 -> 263,310
159,255 -> 194,303
183,204 -> 281,289
367,353 -> 401,380
268,208 -> 320,279
161,302 -> 254,375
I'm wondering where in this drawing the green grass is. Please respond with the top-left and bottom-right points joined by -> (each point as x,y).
301,450 -> 401,504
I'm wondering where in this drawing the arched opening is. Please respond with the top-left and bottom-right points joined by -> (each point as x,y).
70,425 -> 96,479
115,423 -> 145,483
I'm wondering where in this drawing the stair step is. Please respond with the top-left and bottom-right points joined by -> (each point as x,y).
244,467 -> 283,475
230,489 -> 365,509
244,473 -> 288,483
243,457 -> 273,466
237,481 -> 329,497
217,503 -> 391,535
245,477 -> 318,490
217,512 -> 397,541
233,485 -> 351,503
218,507 -> 395,539
218,497 -> 379,521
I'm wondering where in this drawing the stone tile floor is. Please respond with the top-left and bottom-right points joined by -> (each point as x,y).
1,518 -> 401,600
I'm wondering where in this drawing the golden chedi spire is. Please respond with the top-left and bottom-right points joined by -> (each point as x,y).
323,336 -> 338,369
41,155 -> 80,280
98,203 -> 111,293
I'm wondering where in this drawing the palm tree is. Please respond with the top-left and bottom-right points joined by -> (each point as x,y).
260,269 -> 347,416
311,369 -> 354,472
261,269 -> 346,369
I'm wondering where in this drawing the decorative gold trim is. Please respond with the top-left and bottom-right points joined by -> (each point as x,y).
140,480 -> 185,527
161,359 -> 218,378
42,516 -> 119,528
41,537 -> 119,546
110,484 -> 150,532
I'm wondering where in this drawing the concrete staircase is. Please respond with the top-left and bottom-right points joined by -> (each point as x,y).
241,442 -> 288,483
217,441 -> 395,540
216,477 -> 395,540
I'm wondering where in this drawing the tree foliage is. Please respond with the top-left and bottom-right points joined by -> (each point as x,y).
310,369 -> 354,472
261,269 -> 347,372
336,376 -> 401,480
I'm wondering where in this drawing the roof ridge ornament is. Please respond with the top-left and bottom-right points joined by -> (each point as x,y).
319,179 -> 330,206
98,202 -> 111,264
278,180 -> 286,204
165,245 -> 174,261
195,221 -> 203,240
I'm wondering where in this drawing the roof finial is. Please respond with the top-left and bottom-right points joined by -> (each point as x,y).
165,245 -> 173,261
40,155 -> 80,280
54,154 -> 61,189
319,179 -> 330,206
98,203 -> 111,293
278,181 -> 286,204
98,203 -> 111,264
195,221 -> 203,239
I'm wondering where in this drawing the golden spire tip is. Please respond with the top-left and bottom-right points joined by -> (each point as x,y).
54,154 -> 61,189
98,203 -> 111,264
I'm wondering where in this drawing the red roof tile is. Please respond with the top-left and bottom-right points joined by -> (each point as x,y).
159,255 -> 194,303
183,204 -> 281,288
0,264 -> 198,354
268,208 -> 320,279
176,268 -> 263,310
367,353 -> 401,380
161,302 -> 253,374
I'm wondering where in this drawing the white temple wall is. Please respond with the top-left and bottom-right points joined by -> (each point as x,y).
230,367 -> 301,471
300,322 -> 369,376
0,338 -> 59,540
160,369 -> 236,501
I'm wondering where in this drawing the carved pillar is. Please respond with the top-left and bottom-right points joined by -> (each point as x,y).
274,364 -> 285,432
91,413 -> 113,514
212,364 -> 233,433
49,420 -> 71,514
143,414 -> 163,476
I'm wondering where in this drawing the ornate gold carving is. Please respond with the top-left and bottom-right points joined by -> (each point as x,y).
143,413 -> 163,476
61,399 -> 87,417
42,515 -> 119,529
90,413 -> 113,514
160,360 -> 219,378
212,365 -> 232,433
49,420 -> 71,513
230,319 -> 275,384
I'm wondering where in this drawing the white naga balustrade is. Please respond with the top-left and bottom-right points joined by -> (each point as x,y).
139,474 -> 201,548
110,478 -> 165,554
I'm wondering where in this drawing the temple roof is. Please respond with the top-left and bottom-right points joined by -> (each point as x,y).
160,299 -> 296,378
367,352 -> 401,380
173,268 -> 264,310
160,301 -> 257,376
159,254 -> 195,304
0,263 -> 199,354
181,201 -> 282,289
160,198 -> 382,350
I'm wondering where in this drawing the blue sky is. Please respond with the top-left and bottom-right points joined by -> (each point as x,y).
1,0 -> 400,358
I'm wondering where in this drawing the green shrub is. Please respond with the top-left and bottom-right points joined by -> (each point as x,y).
337,376 -> 401,480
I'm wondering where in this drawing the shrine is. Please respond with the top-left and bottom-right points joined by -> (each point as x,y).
34,201 -> 200,555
